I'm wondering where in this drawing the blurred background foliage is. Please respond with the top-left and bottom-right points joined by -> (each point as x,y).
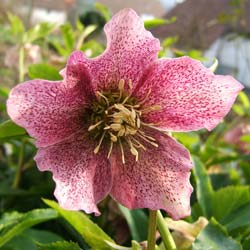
0,0 -> 250,250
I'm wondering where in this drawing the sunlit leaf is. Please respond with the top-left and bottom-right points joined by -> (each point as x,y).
43,199 -> 114,250
25,22 -> 56,43
95,3 -> 111,21
0,209 -> 58,247
0,120 -> 26,139
5,229 -> 63,250
7,12 -> 24,37
37,241 -> 81,250
28,64 -> 62,81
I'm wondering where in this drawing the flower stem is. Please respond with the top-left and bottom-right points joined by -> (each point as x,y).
156,211 -> 176,250
12,139 -> 25,188
147,210 -> 157,250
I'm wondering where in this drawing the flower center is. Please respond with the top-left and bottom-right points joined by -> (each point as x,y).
88,79 -> 160,163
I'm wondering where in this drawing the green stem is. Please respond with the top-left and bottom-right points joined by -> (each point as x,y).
19,46 -> 25,82
12,140 -> 26,188
157,211 -> 176,250
147,210 -> 157,250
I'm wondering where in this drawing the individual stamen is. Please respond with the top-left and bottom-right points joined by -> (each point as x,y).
89,79 -> 160,162
137,133 -> 158,148
107,141 -> 113,159
140,104 -> 161,114
118,79 -> 125,101
88,120 -> 104,131
119,138 -> 125,164
130,136 -> 147,150
109,132 -> 118,142
96,91 -> 110,106
126,137 -> 139,161
94,131 -> 106,154
138,89 -> 152,106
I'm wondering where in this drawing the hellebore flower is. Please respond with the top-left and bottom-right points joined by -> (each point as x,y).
7,8 -> 243,220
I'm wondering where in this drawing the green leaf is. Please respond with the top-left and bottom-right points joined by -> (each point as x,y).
0,209 -> 58,247
233,104 -> 245,116
173,132 -> 200,150
95,3 -> 111,22
0,86 -> 10,97
7,12 -> 24,37
132,241 -> 141,250
60,23 -> 74,51
223,203 -> 250,231
43,199 -> 114,250
37,241 -> 81,250
0,120 -> 26,139
144,16 -> 176,29
4,229 -> 63,250
192,156 -> 214,217
25,22 -> 55,43
28,64 -> 62,81
118,205 -> 148,242
212,186 -> 250,223
144,18 -> 167,29
243,235 -> 250,250
240,135 -> 250,142
238,92 -> 250,108
192,218 -> 242,250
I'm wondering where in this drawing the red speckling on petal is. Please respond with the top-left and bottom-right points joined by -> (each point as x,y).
6,8 -> 243,219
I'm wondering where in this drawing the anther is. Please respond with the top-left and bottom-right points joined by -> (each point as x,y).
88,120 -> 104,131
94,131 -> 106,154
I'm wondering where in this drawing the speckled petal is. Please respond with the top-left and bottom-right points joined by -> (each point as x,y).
35,132 -> 112,215
7,52 -> 93,147
134,56 -> 244,131
110,130 -> 193,220
88,8 -> 160,91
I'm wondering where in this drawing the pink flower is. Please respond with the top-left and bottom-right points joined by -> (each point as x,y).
7,8 -> 243,219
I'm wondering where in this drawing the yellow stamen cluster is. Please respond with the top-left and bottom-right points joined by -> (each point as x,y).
88,79 -> 160,163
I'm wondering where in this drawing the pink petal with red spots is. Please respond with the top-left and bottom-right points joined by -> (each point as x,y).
88,8 -> 160,91
7,53 -> 93,147
35,132 -> 112,215
110,130 -> 193,220
135,56 -> 243,131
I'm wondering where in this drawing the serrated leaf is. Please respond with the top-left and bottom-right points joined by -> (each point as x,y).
192,156 -> 214,218
118,204 -> 148,242
4,228 -> 63,250
28,64 -> 62,81
223,203 -> 250,231
43,199 -> 114,250
212,186 -> 250,223
0,209 -> 58,247
37,241 -> 81,250
192,218 -> 242,250
0,120 -> 26,139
